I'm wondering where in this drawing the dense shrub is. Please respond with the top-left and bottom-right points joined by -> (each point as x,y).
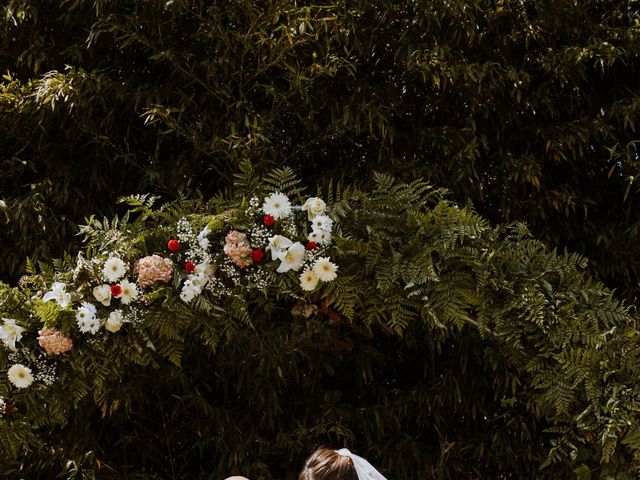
0,170 -> 638,479
1,0 -> 639,300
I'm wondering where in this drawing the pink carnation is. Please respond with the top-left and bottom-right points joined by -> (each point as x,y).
38,328 -> 73,356
135,255 -> 174,288
223,230 -> 252,268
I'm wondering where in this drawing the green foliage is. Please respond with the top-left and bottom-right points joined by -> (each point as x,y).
0,175 -> 639,479
0,0 -> 639,303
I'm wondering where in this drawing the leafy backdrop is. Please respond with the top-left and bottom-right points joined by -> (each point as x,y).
1,0 -> 639,479
1,0 -> 639,299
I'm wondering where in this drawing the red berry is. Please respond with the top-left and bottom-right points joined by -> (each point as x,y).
305,241 -> 318,250
252,249 -> 265,263
3,404 -> 12,415
262,214 -> 275,226
168,239 -> 181,252
184,261 -> 196,273
110,284 -> 122,297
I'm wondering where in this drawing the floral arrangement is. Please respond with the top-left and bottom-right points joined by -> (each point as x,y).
0,190 -> 338,391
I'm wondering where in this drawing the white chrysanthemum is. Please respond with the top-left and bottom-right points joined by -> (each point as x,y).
301,197 -> 326,219
76,302 -> 99,334
262,192 -> 292,219
299,269 -> 319,291
103,257 -> 127,282
8,364 -> 34,389
276,242 -> 306,273
105,310 -> 124,333
42,282 -> 72,308
266,235 -> 293,260
92,284 -> 111,307
308,230 -> 332,246
0,318 -> 25,351
118,279 -> 138,304
310,214 -> 333,233
312,257 -> 338,282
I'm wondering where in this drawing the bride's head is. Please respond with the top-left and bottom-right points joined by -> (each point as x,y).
299,448 -> 358,480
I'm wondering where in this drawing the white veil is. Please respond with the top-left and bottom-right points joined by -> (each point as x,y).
336,448 -> 387,480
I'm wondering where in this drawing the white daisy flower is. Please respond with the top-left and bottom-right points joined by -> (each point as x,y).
105,310 -> 124,333
301,197 -> 326,219
266,235 -> 293,260
42,282 -> 72,308
92,284 -> 111,307
310,214 -> 333,233
118,279 -> 138,304
262,192 -> 292,219
299,269 -> 320,291
103,257 -> 127,282
0,318 -> 25,351
276,242 -> 306,273
76,302 -> 99,334
8,364 -> 34,389
77,317 -> 100,334
312,257 -> 338,282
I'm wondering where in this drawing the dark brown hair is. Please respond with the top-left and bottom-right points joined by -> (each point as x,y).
299,448 -> 358,480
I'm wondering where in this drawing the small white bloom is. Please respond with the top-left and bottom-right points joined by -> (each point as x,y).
42,282 -> 72,308
312,257 -> 338,282
276,242 -> 306,273
105,310 -> 124,333
310,214 -> 333,233
77,317 -> 101,334
189,273 -> 208,288
308,230 -> 332,246
103,257 -> 127,282
180,280 -> 202,302
8,364 -> 34,389
92,284 -> 111,307
76,302 -> 99,334
118,279 -> 138,304
0,318 -> 25,351
197,226 -> 211,251
266,235 -> 293,260
301,197 -> 326,219
299,269 -> 320,291
262,192 -> 292,219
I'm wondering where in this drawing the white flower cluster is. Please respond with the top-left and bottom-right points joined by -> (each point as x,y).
180,261 -> 214,303
262,194 -> 338,292
176,217 -> 210,263
34,356 -> 56,386
220,261 -> 242,287
37,255 -> 141,341
246,196 -> 261,216
245,268 -> 269,291
249,224 -> 272,248
0,396 -> 5,416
